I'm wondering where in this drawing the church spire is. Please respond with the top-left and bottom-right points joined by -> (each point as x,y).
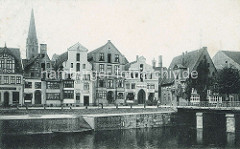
26,9 -> 38,59
28,9 -> 37,40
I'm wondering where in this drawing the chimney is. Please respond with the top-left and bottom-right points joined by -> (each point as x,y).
152,58 -> 156,68
136,55 -> 139,60
182,52 -> 185,65
158,55 -> 162,67
40,44 -> 47,55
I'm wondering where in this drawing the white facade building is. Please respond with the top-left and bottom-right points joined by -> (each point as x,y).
125,56 -> 158,104
55,43 -> 93,106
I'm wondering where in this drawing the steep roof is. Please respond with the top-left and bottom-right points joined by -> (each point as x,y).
54,51 -> 68,70
162,47 -> 207,85
51,54 -> 60,61
0,46 -> 23,73
68,42 -> 88,52
23,53 -> 51,69
88,40 -> 129,64
125,61 -> 137,70
221,51 -> 240,66
169,48 -> 206,72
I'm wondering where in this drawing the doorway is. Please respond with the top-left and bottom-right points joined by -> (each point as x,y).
138,89 -> 146,104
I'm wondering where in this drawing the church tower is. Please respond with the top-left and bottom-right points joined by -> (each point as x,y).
26,9 -> 38,59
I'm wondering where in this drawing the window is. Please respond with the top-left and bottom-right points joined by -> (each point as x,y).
71,63 -> 73,68
64,81 -> 74,88
46,81 -> 60,89
76,63 -> 80,71
35,82 -> 41,89
131,83 -> 135,89
25,82 -> 32,88
97,91 -> 106,99
12,92 -> 19,104
47,63 -> 50,68
99,64 -> 104,72
41,63 -> 45,71
135,72 -> 139,78
76,53 -> 80,61
24,93 -> 32,102
107,65 -> 112,74
64,90 -> 74,99
117,79 -> 124,88
4,76 -> 9,84
0,54 -> 15,73
99,79 -> 105,87
126,83 -> 130,89
117,93 -> 124,99
140,64 -> 144,72
46,93 -> 60,100
83,64 -> 86,69
114,65 -> 120,74
108,54 -> 112,63
108,79 -> 113,88
0,60 -> 4,69
83,74 -> 90,80
31,72 -> 34,77
115,54 -> 119,62
99,53 -> 104,61
149,84 -> 155,89
84,83 -> 89,90
16,76 -> 21,84
10,76 -> 15,84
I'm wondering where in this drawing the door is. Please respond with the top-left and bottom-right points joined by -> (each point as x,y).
4,92 -> 9,107
138,89 -> 146,104
107,91 -> 114,104
84,96 -> 89,106
76,93 -> 80,104
35,90 -> 41,104
12,92 -> 19,104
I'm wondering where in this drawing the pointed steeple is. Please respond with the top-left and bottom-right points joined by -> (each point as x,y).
28,9 -> 37,40
26,9 -> 38,59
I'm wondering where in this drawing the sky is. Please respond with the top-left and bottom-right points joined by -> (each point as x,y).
0,0 -> 240,67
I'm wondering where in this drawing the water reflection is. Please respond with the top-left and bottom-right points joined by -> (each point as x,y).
1,126 -> 240,149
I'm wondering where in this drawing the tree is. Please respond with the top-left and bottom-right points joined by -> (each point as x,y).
185,58 -> 211,101
215,67 -> 240,101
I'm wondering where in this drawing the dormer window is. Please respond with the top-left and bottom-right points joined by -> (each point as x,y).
99,53 -> 104,61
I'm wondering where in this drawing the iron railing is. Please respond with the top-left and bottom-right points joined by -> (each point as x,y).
179,101 -> 240,108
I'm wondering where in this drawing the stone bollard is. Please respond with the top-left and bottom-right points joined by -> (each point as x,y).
144,103 -> 146,109
130,104 -> 132,109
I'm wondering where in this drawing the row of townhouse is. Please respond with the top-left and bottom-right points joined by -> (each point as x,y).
0,42 -> 159,107
0,10 -> 159,107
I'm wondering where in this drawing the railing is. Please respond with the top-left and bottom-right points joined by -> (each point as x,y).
179,101 -> 240,108
208,96 -> 222,104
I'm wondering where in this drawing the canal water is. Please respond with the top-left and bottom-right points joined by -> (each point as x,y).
1,125 -> 240,149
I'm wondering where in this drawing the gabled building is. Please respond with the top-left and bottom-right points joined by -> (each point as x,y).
124,56 -> 158,104
212,51 -> 240,70
161,47 -> 217,105
0,45 -> 24,107
22,10 -> 53,105
54,42 -> 93,106
87,40 -> 129,105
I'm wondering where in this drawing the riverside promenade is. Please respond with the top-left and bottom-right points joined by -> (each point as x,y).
0,106 -> 176,134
